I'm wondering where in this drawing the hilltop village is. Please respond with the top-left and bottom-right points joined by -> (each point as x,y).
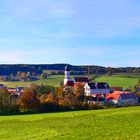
63,65 -> 138,106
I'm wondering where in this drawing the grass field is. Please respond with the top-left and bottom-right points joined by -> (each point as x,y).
0,73 -> 139,88
0,106 -> 140,140
96,73 -> 140,89
0,75 -> 64,88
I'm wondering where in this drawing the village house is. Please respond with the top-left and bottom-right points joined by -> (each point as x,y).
84,82 -> 111,96
106,91 -> 138,106
8,87 -> 24,97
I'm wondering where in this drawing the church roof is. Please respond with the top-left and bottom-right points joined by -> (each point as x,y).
87,83 -> 96,89
86,82 -> 110,89
74,77 -> 89,83
64,80 -> 74,86
96,82 -> 110,89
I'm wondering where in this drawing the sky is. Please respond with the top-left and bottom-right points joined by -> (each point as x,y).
0,0 -> 140,67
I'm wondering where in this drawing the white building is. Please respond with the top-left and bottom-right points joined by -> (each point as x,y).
84,82 -> 111,96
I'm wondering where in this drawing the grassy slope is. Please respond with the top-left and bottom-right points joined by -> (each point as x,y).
0,106 -> 140,140
0,75 -> 64,88
96,73 -> 140,88
0,73 -> 139,88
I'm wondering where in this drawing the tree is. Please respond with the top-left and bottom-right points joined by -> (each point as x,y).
35,84 -> 55,96
0,90 -> 19,115
18,88 -> 40,112
107,67 -> 112,76
55,86 -> 64,96
39,93 -> 59,112
74,82 -> 85,102
21,72 -> 26,78
17,71 -> 21,77
58,93 -> 81,110
41,73 -> 47,79
32,72 -> 36,76
10,73 -> 14,80
137,79 -> 140,87
134,79 -> 140,92
26,72 -> 31,78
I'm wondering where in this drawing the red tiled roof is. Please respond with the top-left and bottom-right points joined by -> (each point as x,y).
106,91 -> 136,101
8,88 -> 16,93
64,80 -> 74,87
106,93 -> 120,100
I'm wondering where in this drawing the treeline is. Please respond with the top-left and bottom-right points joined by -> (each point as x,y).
0,64 -> 139,76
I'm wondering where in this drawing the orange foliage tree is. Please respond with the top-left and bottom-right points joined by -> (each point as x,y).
18,88 -> 40,112
74,82 -> 85,101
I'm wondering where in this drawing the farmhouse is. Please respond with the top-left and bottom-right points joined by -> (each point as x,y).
106,91 -> 138,106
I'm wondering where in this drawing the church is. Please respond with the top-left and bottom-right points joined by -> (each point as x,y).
63,65 -> 89,87
63,65 -> 111,97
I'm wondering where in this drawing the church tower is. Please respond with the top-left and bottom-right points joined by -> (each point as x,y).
64,65 -> 70,85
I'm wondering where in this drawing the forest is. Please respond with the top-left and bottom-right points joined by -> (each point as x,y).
0,64 -> 139,76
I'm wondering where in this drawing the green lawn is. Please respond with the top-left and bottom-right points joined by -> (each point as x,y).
0,106 -> 140,140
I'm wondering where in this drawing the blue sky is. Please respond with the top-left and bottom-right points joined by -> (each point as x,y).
0,0 -> 140,67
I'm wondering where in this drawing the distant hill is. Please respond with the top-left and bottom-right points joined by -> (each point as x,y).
0,64 -> 139,75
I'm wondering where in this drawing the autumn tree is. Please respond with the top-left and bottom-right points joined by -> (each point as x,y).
39,93 -> 59,112
18,88 -> 40,112
21,72 -> 26,78
74,82 -> 85,101
55,86 -> 64,96
58,93 -> 81,110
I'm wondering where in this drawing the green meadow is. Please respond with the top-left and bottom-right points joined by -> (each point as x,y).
0,73 -> 139,88
0,75 -> 64,88
0,106 -> 140,140
96,73 -> 140,89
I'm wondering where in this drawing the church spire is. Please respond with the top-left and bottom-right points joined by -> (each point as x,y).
64,65 -> 70,79
64,65 -> 71,86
